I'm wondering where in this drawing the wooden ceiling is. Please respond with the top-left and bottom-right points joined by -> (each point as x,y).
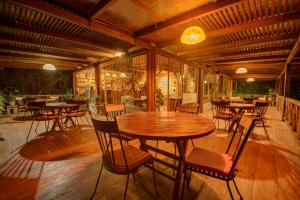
0,0 -> 300,80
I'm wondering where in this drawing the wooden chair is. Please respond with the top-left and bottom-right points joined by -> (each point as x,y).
27,101 -> 59,141
175,104 -> 200,115
248,101 -> 270,139
104,104 -> 135,142
65,101 -> 91,131
90,118 -> 157,200
182,115 -> 256,200
211,100 -> 232,130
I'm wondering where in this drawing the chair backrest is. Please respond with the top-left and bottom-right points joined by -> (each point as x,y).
27,101 -> 47,116
91,118 -> 129,172
175,104 -> 199,115
225,115 -> 256,178
211,100 -> 230,117
104,104 -> 126,121
254,101 -> 269,117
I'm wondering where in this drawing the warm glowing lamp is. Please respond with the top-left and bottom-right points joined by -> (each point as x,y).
236,67 -> 247,74
180,26 -> 205,45
246,78 -> 255,82
114,52 -> 124,57
43,64 -> 56,70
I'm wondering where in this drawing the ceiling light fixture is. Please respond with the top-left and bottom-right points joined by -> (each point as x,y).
120,73 -> 126,78
235,67 -> 247,74
180,26 -> 205,45
43,64 -> 56,70
246,78 -> 255,82
114,52 -> 124,57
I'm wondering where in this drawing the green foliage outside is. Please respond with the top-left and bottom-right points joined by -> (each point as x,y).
0,68 -> 72,95
233,80 -> 275,96
290,80 -> 300,100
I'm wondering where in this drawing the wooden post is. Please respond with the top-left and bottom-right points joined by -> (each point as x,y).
72,71 -> 77,96
95,66 -> 100,96
146,49 -> 156,111
218,75 -> 223,97
198,68 -> 204,113
282,63 -> 292,121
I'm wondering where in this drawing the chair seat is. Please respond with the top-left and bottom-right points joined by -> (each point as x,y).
103,145 -> 152,173
66,111 -> 86,117
215,113 -> 232,119
111,133 -> 136,141
185,147 -> 233,177
32,114 -> 58,121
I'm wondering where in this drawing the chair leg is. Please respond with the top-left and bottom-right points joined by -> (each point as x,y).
190,139 -> 195,147
27,120 -> 34,141
261,120 -> 270,140
151,160 -> 158,195
123,174 -> 130,200
90,161 -> 104,200
226,181 -> 234,200
155,140 -> 159,157
173,143 -> 177,175
34,121 -> 40,135
85,115 -> 91,127
233,178 -> 243,200
181,166 -> 187,200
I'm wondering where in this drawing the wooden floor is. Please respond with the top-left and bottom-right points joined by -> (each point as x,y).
0,107 -> 300,200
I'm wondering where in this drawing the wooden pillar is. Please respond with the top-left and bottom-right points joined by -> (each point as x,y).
95,66 -> 100,96
146,49 -> 156,111
198,68 -> 204,113
72,71 -> 77,96
218,75 -> 223,97
282,63 -> 292,121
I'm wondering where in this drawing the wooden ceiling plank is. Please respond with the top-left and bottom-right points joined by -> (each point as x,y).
8,0 -> 151,48
130,0 -> 163,21
0,61 -> 75,70
257,0 -> 263,19
244,0 -> 253,21
238,2 -> 248,22
227,7 -> 238,25
89,0 -> 118,20
233,5 -> 242,24
251,0 -> 258,20
134,0 -> 242,37
270,0 -> 275,17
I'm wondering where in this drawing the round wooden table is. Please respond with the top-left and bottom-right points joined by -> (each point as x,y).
45,103 -> 79,131
228,103 -> 255,131
117,112 -> 215,200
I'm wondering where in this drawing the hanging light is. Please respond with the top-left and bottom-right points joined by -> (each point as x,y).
43,64 -> 56,70
180,26 -> 205,45
112,73 -> 117,78
114,52 -> 124,57
246,78 -> 255,82
235,67 -> 247,74
105,72 -> 110,77
120,73 -> 126,78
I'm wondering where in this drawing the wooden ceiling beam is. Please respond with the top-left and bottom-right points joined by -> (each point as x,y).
89,0 -> 118,20
8,0 -> 152,49
179,33 -> 299,56
0,46 -> 89,63
160,12 -> 300,47
214,55 -> 291,63
0,35 -> 110,59
134,0 -> 241,37
131,0 -> 163,21
188,46 -> 293,61
0,61 -> 75,70
0,24 -> 115,57
230,73 -> 279,80
286,35 -> 300,64
0,54 -> 89,65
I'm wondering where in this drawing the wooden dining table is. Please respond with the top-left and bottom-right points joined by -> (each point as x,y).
228,103 -> 255,131
117,112 -> 216,200
45,102 -> 79,132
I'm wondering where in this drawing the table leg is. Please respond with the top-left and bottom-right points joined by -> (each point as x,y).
173,140 -> 187,200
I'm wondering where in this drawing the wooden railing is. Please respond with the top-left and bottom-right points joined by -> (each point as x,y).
276,95 -> 300,138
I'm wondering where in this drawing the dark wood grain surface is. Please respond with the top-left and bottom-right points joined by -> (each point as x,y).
117,112 -> 215,140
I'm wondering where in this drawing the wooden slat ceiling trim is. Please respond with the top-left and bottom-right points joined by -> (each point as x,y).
231,73 -> 278,80
0,61 -> 75,70
134,0 -> 242,37
159,12 -> 300,47
8,0 -> 151,49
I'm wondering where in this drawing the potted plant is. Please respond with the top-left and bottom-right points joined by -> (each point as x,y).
268,88 -> 276,106
0,92 -> 5,115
